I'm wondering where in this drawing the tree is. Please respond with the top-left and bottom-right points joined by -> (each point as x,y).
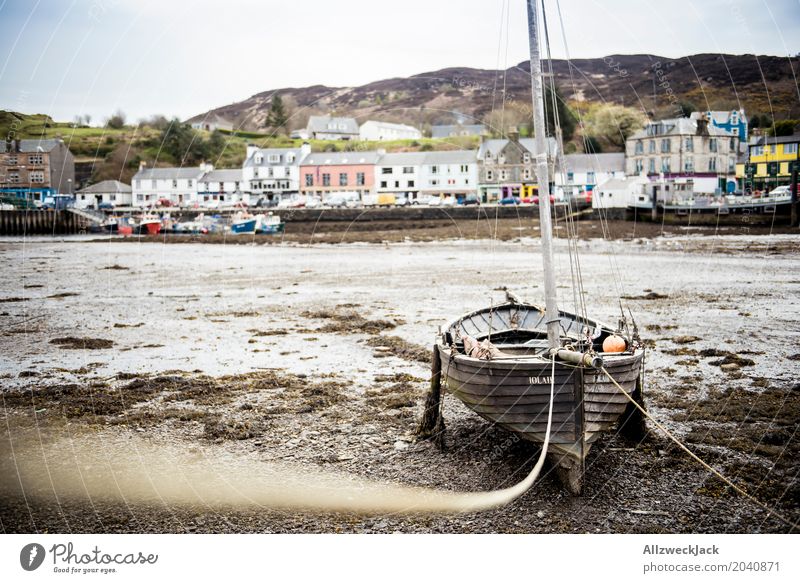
677,101 -> 696,118
759,114 -> 773,129
266,94 -> 288,132
106,110 -> 126,129
767,119 -> 798,137
749,115 -> 760,129
586,104 -> 647,150
583,136 -> 603,154
83,114 -> 92,126
544,84 -> 577,142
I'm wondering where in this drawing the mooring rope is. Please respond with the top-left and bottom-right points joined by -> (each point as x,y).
600,367 -> 798,531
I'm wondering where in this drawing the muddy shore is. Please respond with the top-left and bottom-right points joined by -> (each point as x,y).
0,232 -> 798,533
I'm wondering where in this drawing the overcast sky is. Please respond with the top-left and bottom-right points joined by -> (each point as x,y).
1,0 -> 798,124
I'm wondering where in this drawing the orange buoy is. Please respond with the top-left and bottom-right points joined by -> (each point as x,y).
602,334 -> 627,353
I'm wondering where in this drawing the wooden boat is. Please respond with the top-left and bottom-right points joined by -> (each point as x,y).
421,0 -> 646,494
255,212 -> 285,234
230,213 -> 257,234
435,299 -> 644,494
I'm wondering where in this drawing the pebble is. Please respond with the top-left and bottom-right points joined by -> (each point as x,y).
394,441 -> 409,450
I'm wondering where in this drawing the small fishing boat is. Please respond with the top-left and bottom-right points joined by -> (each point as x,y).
420,0 -> 646,494
256,212 -> 285,235
230,212 -> 257,234
135,216 -> 162,236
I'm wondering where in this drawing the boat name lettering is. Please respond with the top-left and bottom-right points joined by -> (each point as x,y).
528,376 -> 552,385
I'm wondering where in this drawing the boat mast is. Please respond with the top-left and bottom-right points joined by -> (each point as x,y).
526,0 -> 560,349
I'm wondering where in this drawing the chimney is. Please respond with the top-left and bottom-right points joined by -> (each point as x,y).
246,143 -> 259,160
14,139 -> 21,152
696,116 -> 709,136
508,127 -> 520,143
139,160 -> 147,170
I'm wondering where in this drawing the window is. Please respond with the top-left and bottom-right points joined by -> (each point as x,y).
394,181 -> 399,188
381,167 -> 392,174
730,138 -> 736,150
339,173 -> 348,186
430,179 -> 439,186
356,173 -> 365,186
785,143 -> 798,155
28,154 -> 43,165
218,182 -> 224,192
8,172 -> 20,183
523,168 -> 532,180
136,180 -> 141,189
567,171 -> 574,182
635,141 -> 643,154
188,180 -> 193,188
486,170 -> 494,181
408,180 -> 415,187
587,171 -> 596,184
648,141 -> 656,154
402,166 -> 414,174
684,157 -> 693,172
751,145 -> 763,156
708,157 -> 717,172
322,173 -> 330,186
305,174 -> 313,187
254,168 -> 260,178
635,159 -> 643,173
522,153 -> 531,164
268,154 -> 281,163
499,170 -> 508,181
380,181 -> 387,188
255,155 -> 263,164
151,179 -> 157,189
460,165 -> 469,173
204,182 -> 210,191
684,137 -> 693,152
29,171 -> 44,183
661,157 -> 671,172
430,165 -> 439,174
728,158 -> 735,173
660,139 -> 670,153
172,179 -> 178,188
709,138 -> 718,152
648,158 -> 656,174
234,181 -> 239,190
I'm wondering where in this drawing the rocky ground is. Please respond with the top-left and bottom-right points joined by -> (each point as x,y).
0,230 -> 797,533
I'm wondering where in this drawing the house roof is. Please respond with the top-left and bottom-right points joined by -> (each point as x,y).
430,124 -> 485,138
378,152 -> 428,166
1,138 -> 64,153
477,137 -> 559,158
301,151 -> 382,165
629,118 -> 735,140
243,147 -> 306,168
307,115 -> 359,135
200,169 -> 242,182
750,133 -> 800,146
76,180 -> 131,194
361,120 -> 420,133
689,110 -> 745,125
422,150 -> 477,165
564,153 -> 625,173
133,167 -> 206,180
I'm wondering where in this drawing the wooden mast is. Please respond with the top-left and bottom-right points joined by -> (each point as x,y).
526,0 -> 560,349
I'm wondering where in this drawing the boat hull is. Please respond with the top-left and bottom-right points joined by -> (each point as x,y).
231,219 -> 257,234
437,301 -> 645,466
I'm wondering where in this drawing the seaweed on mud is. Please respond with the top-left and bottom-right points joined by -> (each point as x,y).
101,264 -> 129,270
621,292 -> 669,300
301,309 -> 396,334
203,416 -> 264,441
364,336 -> 430,364
49,337 -> 114,350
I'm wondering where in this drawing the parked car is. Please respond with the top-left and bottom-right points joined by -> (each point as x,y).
305,196 -> 323,209
461,195 -> 480,206
156,198 -> 174,207
42,195 -> 75,210
204,200 -> 221,210
532,194 -> 556,205
440,197 -> 457,207
98,202 -> 115,210
499,196 -> 521,205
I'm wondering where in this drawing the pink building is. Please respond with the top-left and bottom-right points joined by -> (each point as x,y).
299,151 -> 381,201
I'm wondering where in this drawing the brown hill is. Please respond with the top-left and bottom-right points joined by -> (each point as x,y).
189,53 -> 799,133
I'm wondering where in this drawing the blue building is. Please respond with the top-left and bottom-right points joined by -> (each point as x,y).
691,110 -> 748,144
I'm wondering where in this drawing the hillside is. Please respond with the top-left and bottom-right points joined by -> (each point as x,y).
189,53 -> 800,132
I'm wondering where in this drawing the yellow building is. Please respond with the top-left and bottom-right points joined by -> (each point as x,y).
736,133 -> 800,190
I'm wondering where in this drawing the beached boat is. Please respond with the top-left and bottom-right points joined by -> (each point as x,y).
256,212 -> 285,234
230,213 -> 257,234
134,216 -> 162,236
420,0 -> 646,494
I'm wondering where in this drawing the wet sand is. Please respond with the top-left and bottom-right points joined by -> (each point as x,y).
0,231 -> 798,533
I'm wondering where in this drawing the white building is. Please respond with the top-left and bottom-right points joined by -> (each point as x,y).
74,180 -> 132,209
131,165 -> 206,207
306,116 -> 359,140
592,175 -> 649,213
196,168 -> 244,206
375,152 -> 426,201
189,114 -> 234,132
557,153 -> 626,197
419,150 -> 478,200
359,120 -> 422,142
242,143 -> 311,204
